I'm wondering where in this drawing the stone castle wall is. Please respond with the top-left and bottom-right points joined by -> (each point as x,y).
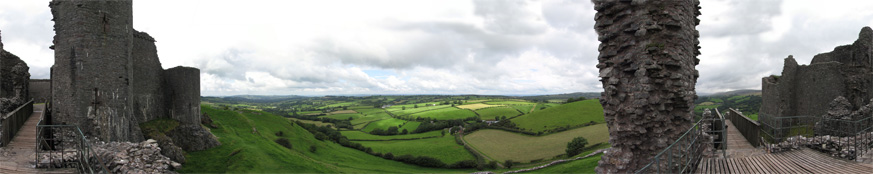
50,0 -> 201,142
164,67 -> 200,125
762,27 -> 873,118
28,79 -> 51,103
593,0 -> 702,173
1,29 -> 31,113
131,31 -> 166,124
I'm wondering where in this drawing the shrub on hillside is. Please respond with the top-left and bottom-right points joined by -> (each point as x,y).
275,138 -> 292,149
448,160 -> 477,169
309,145 -> 317,153
566,137 -> 589,157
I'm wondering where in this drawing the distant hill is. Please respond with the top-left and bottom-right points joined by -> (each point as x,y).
202,95 -> 307,103
516,92 -> 601,102
702,89 -> 761,97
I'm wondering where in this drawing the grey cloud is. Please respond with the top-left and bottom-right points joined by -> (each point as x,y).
696,0 -> 873,93
473,0 -> 548,35
700,0 -> 783,37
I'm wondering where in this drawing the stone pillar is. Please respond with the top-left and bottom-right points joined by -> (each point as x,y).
164,66 -> 201,125
593,0 -> 701,173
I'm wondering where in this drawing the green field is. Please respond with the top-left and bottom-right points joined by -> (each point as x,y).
356,135 -> 476,164
351,113 -> 393,129
182,105 -> 469,173
288,118 -> 334,128
509,104 -> 536,114
512,99 -> 605,132
410,107 -> 478,120
322,113 -> 363,120
362,118 -> 407,132
355,108 -> 387,115
400,121 -> 422,132
390,105 -> 452,116
521,154 -> 602,173
485,101 -> 536,105
463,124 -> 609,163
475,107 -> 522,120
341,130 -> 443,141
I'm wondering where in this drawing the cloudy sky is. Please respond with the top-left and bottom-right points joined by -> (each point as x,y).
2,0 -> 873,96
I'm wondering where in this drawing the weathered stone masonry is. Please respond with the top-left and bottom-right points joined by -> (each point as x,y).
1,29 -> 31,113
593,0 -> 702,173
762,27 -> 873,118
49,0 -> 204,142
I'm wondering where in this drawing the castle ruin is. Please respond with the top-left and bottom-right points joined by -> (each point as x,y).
0,29 -> 31,113
592,0 -> 702,173
49,0 -> 205,143
761,27 -> 873,118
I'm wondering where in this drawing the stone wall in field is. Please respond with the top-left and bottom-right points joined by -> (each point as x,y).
592,0 -> 702,173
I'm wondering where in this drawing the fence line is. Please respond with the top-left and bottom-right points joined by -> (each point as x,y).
725,108 -> 761,147
0,99 -> 34,147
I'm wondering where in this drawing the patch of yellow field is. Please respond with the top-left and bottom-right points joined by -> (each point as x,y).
699,101 -> 716,105
456,103 -> 503,110
329,110 -> 358,114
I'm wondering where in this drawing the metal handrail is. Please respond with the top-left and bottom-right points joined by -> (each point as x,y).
1,99 -> 34,147
635,109 -> 726,173
814,116 -> 873,160
36,121 -> 109,173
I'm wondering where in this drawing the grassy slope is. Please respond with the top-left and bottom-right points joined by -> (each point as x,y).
182,105 -> 470,173
340,130 -> 442,140
475,107 -> 522,120
411,107 -> 478,120
400,121 -> 422,132
463,124 -> 609,163
521,154 -> 601,173
512,99 -> 605,132
361,118 -> 407,132
355,135 -> 476,164
510,104 -> 535,114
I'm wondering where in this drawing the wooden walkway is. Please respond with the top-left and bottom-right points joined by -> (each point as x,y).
696,119 -> 873,173
0,104 -> 74,173
697,148 -> 873,173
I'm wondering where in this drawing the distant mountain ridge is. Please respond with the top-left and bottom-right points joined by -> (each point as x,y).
702,89 -> 762,96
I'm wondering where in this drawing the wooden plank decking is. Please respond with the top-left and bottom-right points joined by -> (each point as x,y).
0,104 -> 75,173
697,120 -> 873,173
697,148 -> 872,173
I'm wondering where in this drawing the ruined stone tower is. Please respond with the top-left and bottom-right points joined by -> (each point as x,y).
1,29 -> 32,113
762,27 -> 873,118
592,0 -> 702,173
50,0 -> 202,142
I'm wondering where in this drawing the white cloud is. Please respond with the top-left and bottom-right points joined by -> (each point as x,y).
4,0 -> 873,96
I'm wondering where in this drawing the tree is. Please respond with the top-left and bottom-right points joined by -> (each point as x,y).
566,137 -> 589,157
504,160 -> 514,169
414,104 -> 419,108
402,106 -> 406,110
309,145 -> 318,153
401,129 -> 409,135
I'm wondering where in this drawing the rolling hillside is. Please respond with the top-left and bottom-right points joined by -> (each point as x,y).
181,105 -> 472,173
511,99 -> 605,132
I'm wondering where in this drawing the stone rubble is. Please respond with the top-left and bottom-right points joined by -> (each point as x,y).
765,132 -> 873,161
37,139 -> 180,173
